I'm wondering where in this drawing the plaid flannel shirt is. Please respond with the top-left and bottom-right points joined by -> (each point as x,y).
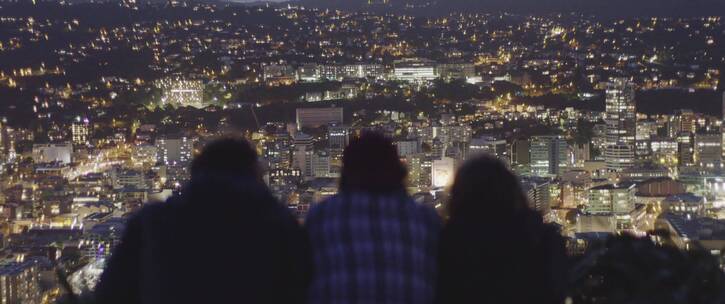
305,192 -> 441,304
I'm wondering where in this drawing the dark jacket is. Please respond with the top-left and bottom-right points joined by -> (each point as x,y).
94,176 -> 311,304
436,209 -> 567,304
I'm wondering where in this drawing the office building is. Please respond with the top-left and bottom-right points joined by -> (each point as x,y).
263,132 -> 292,170
437,63 -> 476,81
340,64 -> 385,80
530,136 -> 568,177
521,177 -> 551,216
156,136 -> 192,167
661,193 -> 705,217
396,140 -> 420,157
511,138 -> 530,166
32,143 -> 73,165
71,117 -> 91,147
157,78 -> 206,109
406,153 -> 431,191
296,107 -> 343,130
0,259 -> 41,304
694,132 -> 722,170
393,58 -> 437,83
110,167 -> 148,190
432,157 -> 456,188
312,151 -> 331,178
328,124 -> 350,153
604,143 -> 635,172
297,63 -> 320,82
656,214 -> 725,252
293,133 -> 315,180
263,64 -> 296,85
156,136 -> 193,184
678,132 -> 694,166
722,91 -> 725,159
604,78 -> 636,171
468,136 -> 507,160
81,217 -> 126,259
587,182 -> 636,215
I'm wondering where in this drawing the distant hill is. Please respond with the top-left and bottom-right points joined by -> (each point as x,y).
298,0 -> 725,17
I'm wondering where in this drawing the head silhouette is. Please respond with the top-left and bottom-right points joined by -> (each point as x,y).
448,155 -> 529,221
191,137 -> 260,180
340,132 -> 407,194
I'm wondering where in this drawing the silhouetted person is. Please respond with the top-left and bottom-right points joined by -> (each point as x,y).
305,132 -> 441,304
95,138 -> 311,304
436,156 -> 566,304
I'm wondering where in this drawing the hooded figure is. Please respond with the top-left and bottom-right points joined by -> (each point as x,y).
95,138 -> 311,304
436,156 -> 567,304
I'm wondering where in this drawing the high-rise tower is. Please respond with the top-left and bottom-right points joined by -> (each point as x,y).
721,91 -> 725,159
604,78 -> 637,171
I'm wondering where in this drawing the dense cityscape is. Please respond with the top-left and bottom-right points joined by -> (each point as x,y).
0,0 -> 723,302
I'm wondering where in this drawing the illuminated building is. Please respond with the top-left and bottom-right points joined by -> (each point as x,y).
604,78 -> 636,171
327,124 -> 350,154
619,163 -> 669,182
81,217 -> 126,259
317,64 -> 385,80
436,124 -> 473,145
670,110 -> 697,136
636,177 -> 686,197
297,63 -> 320,82
393,58 -> 437,83
71,117 -> 91,147
604,143 -> 635,172
110,167 -> 148,190
157,78 -> 206,109
312,151 -> 332,178
32,143 -> 72,165
437,63 -> 476,81
0,259 -> 41,304
662,193 -> 705,217
636,120 -> 658,158
678,132 -> 694,166
406,153 -> 431,191
432,157 -> 455,188
586,182 -> 637,230
468,136 -> 507,161
293,133 -> 314,180
395,140 -> 420,157
263,132 -> 292,170
587,183 -> 636,215
656,214 -> 725,252
263,64 -> 296,85
296,107 -> 343,130
722,91 -> 725,159
348,64 -> 385,80
511,138 -> 530,166
530,135 -> 568,177
521,177 -> 551,216
651,139 -> 678,156
572,143 -> 591,166
155,136 -> 193,185
132,144 -> 158,168
156,136 -> 192,167
694,133 -> 722,170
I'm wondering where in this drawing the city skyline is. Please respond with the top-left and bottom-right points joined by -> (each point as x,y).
0,1 -> 723,302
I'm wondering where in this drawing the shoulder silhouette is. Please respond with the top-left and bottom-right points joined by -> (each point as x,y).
95,138 -> 311,304
437,156 -> 567,304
